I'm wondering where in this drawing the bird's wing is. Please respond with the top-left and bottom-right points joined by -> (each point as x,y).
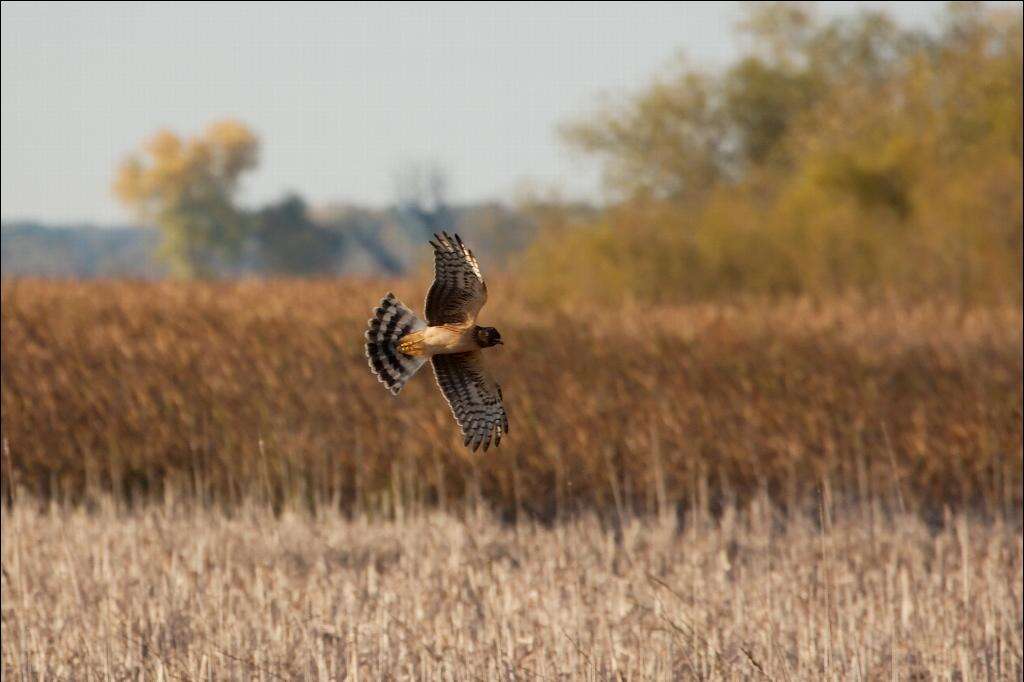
431,351 -> 508,452
424,232 -> 487,326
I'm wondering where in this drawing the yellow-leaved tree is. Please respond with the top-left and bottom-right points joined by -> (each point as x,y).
524,2 -> 1022,303
113,120 -> 259,278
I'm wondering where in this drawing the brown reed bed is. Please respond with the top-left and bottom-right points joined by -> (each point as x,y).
1,279 -> 1021,518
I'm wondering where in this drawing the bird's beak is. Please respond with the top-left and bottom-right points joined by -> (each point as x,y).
496,340 -> 504,345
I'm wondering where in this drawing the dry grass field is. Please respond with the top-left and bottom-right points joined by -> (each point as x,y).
2,280 -> 1021,516
1,279 -> 1022,679
2,502 -> 1021,679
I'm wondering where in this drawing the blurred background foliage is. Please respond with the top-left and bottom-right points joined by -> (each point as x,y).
3,2 -> 1020,304
524,2 -> 1022,303
112,120 -> 261,278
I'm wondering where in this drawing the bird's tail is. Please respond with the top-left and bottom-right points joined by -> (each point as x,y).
365,293 -> 428,395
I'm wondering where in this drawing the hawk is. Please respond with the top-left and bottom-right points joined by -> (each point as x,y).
365,232 -> 508,451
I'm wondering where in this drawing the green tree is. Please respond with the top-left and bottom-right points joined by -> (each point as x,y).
255,195 -> 344,275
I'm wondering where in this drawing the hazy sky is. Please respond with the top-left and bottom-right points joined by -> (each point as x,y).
0,1 -> 984,224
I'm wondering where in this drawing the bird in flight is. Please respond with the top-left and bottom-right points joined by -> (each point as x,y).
365,232 -> 508,451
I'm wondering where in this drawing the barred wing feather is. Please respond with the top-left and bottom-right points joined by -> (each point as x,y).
431,351 -> 508,452
425,232 -> 487,325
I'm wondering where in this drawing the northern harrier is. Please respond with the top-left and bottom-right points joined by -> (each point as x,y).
365,232 -> 508,451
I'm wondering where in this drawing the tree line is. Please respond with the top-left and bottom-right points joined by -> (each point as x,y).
522,2 -> 1022,303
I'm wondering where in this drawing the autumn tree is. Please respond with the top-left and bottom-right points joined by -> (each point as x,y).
113,120 -> 259,278
527,2 -> 1022,302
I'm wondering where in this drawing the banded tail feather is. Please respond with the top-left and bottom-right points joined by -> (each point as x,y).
365,293 -> 428,395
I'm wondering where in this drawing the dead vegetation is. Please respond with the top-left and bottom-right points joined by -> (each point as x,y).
2,278 -> 1024,516
2,500 -> 1021,679
1,279 -> 1021,678
1,279 -> 1020,517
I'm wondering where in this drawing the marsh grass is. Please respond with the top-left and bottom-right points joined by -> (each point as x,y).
2,280 -> 1021,518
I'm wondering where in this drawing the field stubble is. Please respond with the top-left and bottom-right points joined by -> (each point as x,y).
2,501 -> 1021,678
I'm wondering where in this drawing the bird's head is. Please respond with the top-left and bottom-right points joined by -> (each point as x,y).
474,326 -> 503,348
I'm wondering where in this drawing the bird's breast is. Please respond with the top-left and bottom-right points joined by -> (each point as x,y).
417,325 -> 476,355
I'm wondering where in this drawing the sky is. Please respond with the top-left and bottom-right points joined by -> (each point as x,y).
0,1 -> 997,225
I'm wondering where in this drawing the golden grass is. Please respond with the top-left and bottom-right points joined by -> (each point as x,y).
2,279 -> 1021,517
2,501 -> 1021,679
2,279 -> 1021,677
